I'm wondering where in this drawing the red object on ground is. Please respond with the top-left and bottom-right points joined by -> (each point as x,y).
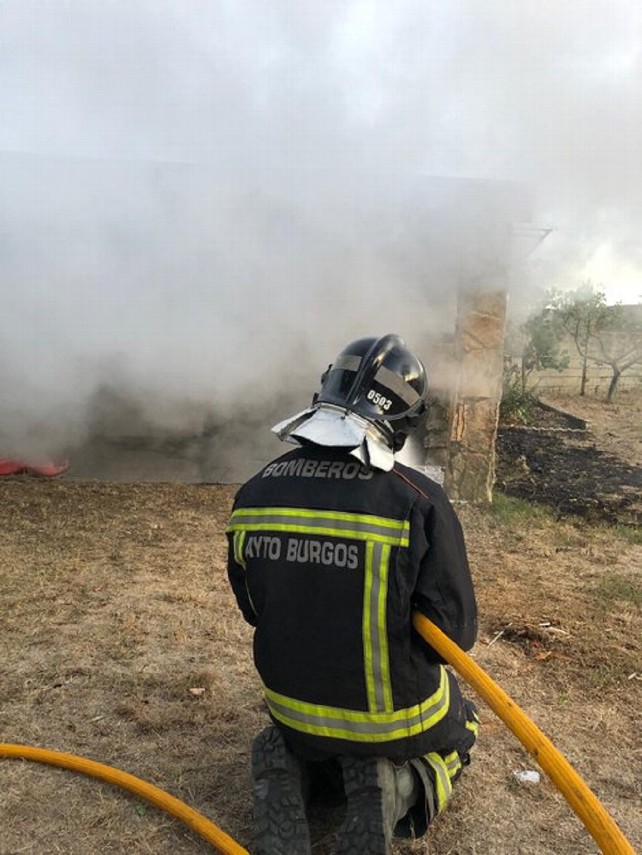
0,459 -> 26,476
26,461 -> 70,478
0,458 -> 69,477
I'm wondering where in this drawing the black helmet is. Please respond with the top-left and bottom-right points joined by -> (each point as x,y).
315,334 -> 427,450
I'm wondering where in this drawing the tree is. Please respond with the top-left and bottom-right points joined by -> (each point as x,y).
594,304 -> 642,402
501,297 -> 569,424
552,283 -> 609,396
552,283 -> 642,402
503,299 -> 569,396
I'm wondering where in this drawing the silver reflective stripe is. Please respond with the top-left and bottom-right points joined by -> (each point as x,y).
263,667 -> 449,743
332,355 -> 362,372
375,365 -> 421,407
443,750 -> 462,779
330,356 -> 420,408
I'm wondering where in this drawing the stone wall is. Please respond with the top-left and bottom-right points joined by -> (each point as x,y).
444,289 -> 508,503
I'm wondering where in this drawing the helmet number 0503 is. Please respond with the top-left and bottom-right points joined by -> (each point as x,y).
367,389 -> 392,411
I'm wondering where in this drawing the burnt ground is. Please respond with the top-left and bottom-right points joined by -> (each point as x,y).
496,394 -> 642,527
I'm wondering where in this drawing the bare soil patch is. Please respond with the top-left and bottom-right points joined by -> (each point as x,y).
1,395 -> 640,854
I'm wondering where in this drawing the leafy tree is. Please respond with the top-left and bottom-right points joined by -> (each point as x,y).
593,304 -> 642,402
551,283 -> 609,396
503,283 -> 641,409
503,298 -> 569,396
551,283 -> 642,402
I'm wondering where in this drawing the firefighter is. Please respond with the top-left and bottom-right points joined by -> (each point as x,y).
226,334 -> 479,855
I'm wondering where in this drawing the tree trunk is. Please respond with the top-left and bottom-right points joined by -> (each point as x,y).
606,369 -> 621,403
579,329 -> 590,396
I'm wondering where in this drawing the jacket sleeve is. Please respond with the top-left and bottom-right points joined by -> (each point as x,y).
226,521 -> 258,628
410,487 -> 478,662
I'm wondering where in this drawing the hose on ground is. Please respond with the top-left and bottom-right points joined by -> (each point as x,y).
413,612 -> 636,855
2,620 -> 636,854
0,743 -> 248,854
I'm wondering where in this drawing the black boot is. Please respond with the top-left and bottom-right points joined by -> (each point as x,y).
251,725 -> 311,855
336,756 -> 419,855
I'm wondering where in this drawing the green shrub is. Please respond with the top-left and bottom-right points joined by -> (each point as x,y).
499,387 -> 539,425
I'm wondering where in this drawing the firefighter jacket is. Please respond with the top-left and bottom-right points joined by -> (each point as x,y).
226,444 -> 478,763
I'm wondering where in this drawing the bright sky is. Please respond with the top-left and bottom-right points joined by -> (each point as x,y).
579,246 -> 642,305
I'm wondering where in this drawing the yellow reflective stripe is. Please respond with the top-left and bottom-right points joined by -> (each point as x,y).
232,531 -> 257,614
227,507 -> 410,547
363,541 -> 377,711
423,752 -> 453,814
377,543 -> 393,712
233,531 -> 247,569
263,667 -> 449,743
466,718 -> 480,737
231,505 -> 411,730
442,750 -> 462,780
229,506 -> 407,530
362,541 -> 393,713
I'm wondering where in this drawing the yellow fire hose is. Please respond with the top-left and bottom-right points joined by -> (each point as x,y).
0,743 -> 248,854
1,617 -> 636,853
413,613 -> 636,855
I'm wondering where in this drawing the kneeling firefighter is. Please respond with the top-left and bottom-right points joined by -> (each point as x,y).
226,334 -> 479,854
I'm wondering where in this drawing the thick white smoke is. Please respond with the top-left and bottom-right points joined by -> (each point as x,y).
0,1 -> 640,463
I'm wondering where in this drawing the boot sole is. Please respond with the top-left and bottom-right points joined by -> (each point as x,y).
336,757 -> 390,855
251,727 -> 311,855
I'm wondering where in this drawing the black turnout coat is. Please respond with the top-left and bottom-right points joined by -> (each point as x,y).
226,444 -> 478,763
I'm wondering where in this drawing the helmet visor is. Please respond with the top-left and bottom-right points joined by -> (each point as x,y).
318,354 -> 425,422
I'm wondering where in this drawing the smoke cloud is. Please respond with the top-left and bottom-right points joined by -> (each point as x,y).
1,1 -> 640,465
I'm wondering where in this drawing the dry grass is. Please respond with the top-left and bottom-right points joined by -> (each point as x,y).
543,389 -> 642,467
0,419 -> 641,853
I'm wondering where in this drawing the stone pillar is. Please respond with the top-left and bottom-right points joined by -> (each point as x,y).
446,288 -> 508,503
